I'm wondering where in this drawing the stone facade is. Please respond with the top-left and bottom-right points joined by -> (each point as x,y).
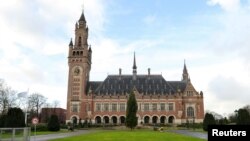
66,12 -> 204,125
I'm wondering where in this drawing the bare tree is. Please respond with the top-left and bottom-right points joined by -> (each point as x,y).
28,93 -> 47,117
52,100 -> 60,112
52,100 -> 60,108
0,80 -> 17,114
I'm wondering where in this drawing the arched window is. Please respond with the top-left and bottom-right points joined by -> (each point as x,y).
187,107 -> 194,117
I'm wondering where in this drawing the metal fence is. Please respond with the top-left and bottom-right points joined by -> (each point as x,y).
0,127 -> 31,141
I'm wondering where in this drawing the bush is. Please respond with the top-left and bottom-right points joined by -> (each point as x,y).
31,123 -> 48,131
60,124 -> 68,129
177,124 -> 186,128
196,123 -> 203,128
90,124 -> 103,128
47,115 -> 60,131
0,114 -> 7,127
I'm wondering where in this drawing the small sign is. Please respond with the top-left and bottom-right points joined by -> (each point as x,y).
32,117 -> 39,125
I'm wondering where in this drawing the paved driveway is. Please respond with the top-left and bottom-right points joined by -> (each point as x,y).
30,130 -> 92,141
167,130 -> 207,140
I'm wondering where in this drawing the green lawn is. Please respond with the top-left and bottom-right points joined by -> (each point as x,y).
49,130 -> 206,141
0,129 -> 68,139
32,129 -> 68,135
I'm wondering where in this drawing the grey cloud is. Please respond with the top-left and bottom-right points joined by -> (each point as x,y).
208,76 -> 250,103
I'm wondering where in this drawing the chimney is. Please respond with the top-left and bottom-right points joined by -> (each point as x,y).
148,68 -> 151,75
119,68 -> 122,75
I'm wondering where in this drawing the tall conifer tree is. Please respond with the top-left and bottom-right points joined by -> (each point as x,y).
126,90 -> 138,130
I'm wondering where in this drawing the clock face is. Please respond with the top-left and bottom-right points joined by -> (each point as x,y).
74,67 -> 80,75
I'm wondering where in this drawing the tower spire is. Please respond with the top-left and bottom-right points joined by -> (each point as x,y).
182,59 -> 190,81
79,11 -> 86,22
132,52 -> 137,75
183,59 -> 188,74
79,1 -> 86,23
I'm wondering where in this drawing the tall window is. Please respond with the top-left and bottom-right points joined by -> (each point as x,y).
160,103 -> 165,111
78,36 -> 82,46
72,104 -> 78,112
96,103 -> 101,111
144,103 -> 149,111
120,103 -> 125,111
187,107 -> 194,117
167,103 -> 174,111
152,103 -> 157,111
187,91 -> 193,96
104,103 -> 109,111
86,103 -> 90,111
112,103 -> 117,111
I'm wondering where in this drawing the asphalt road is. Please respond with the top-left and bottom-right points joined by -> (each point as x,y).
167,130 -> 207,140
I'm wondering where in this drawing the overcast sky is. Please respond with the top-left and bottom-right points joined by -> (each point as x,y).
0,0 -> 250,116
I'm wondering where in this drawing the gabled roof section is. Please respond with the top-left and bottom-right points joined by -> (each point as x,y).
86,81 -> 102,94
167,81 -> 187,93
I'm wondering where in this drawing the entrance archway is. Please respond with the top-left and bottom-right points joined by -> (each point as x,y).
104,116 -> 109,124
152,116 -> 158,124
168,116 -> 175,124
95,116 -> 101,124
72,116 -> 77,125
112,116 -> 117,124
144,116 -> 150,124
160,116 -> 166,124
120,116 -> 125,124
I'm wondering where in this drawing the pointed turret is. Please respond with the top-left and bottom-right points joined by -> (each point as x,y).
75,10 -> 88,47
78,11 -> 87,29
75,22 -> 78,30
79,12 -> 86,22
69,38 -> 73,47
88,45 -> 92,52
132,52 -> 137,80
182,60 -> 190,81
183,60 -> 188,74
132,52 -> 137,75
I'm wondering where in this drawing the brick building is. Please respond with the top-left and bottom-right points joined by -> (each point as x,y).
66,11 -> 204,125
41,108 -> 66,124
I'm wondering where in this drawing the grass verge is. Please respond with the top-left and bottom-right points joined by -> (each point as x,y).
32,129 -> 69,135
49,130 -> 206,141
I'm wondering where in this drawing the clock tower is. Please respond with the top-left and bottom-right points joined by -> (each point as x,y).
66,11 -> 92,123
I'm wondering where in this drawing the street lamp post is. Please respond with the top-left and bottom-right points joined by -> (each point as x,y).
25,111 -> 28,126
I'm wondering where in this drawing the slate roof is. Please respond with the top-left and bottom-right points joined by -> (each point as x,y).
88,75 -> 187,95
